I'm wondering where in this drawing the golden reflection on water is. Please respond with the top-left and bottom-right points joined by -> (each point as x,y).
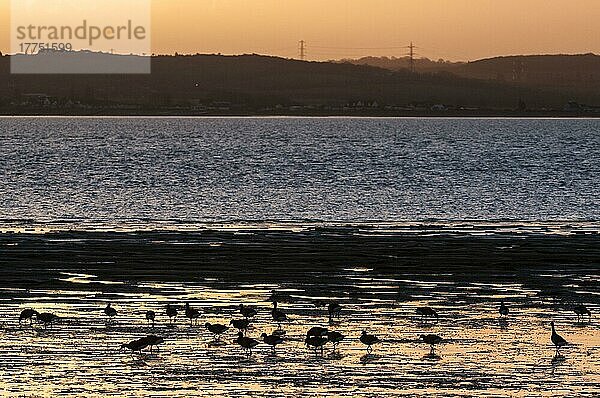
0,276 -> 599,397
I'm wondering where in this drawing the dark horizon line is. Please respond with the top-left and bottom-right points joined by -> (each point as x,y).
2,49 -> 599,63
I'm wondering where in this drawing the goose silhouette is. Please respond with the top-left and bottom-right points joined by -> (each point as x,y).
235,332 -> 259,357
166,304 -> 177,325
421,334 -> 443,356
185,303 -> 200,326
239,304 -> 257,319
360,331 -> 380,354
550,321 -> 568,357
574,305 -> 591,323
205,323 -> 228,340
19,309 -> 38,326
146,310 -> 156,327
230,319 -> 250,335
261,333 -> 285,353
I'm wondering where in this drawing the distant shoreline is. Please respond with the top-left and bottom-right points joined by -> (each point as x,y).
1,109 -> 598,118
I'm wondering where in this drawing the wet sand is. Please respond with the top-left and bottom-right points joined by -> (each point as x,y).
0,227 -> 599,396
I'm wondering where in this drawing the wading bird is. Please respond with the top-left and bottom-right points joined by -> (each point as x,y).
120,337 -> 150,356
550,321 -> 568,357
328,302 -> 342,322
305,335 -> 328,357
230,319 -> 250,335
420,334 -> 443,356
142,335 -> 165,354
416,307 -> 438,320
239,304 -> 257,319
271,301 -> 288,329
235,332 -> 259,357
104,303 -> 117,321
261,333 -> 284,353
19,309 -> 38,326
146,310 -> 156,327
205,323 -> 229,340
360,331 -> 380,354
326,331 -> 345,352
499,302 -> 509,318
185,303 -> 200,326
37,313 -> 58,329
306,326 -> 328,339
574,305 -> 591,323
166,304 -> 177,325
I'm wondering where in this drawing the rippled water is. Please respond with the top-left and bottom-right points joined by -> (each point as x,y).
1,117 -> 599,229
1,270 -> 599,397
1,117 -> 599,396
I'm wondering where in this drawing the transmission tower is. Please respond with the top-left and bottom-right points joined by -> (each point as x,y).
408,42 -> 416,73
299,40 -> 306,61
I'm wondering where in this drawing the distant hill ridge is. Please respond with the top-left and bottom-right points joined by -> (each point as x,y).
1,52 -> 599,112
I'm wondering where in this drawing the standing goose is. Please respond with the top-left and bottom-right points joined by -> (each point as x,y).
239,304 -> 257,319
205,323 -> 229,340
235,332 -> 259,357
574,305 -> 591,323
499,302 -> 509,318
360,331 -> 380,354
550,321 -> 568,357
146,310 -> 156,327
19,309 -> 38,326
230,319 -> 250,335
185,303 -> 200,326
142,335 -> 165,355
271,301 -> 288,329
306,326 -> 329,339
328,302 -> 342,322
37,313 -> 58,329
104,303 -> 117,321
305,335 -> 328,357
120,337 -> 150,356
261,333 -> 285,353
166,304 -> 177,325
326,331 -> 345,352
420,334 -> 443,356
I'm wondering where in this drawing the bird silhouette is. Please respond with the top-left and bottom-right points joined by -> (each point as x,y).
146,310 -> 156,327
104,303 -> 117,322
185,303 -> 200,326
261,333 -> 284,353
37,313 -> 58,329
166,304 -> 177,325
420,334 -> 443,356
550,321 -> 568,357
271,301 -> 288,329
19,309 -> 38,326
205,323 -> 228,340
306,326 -> 328,339
574,305 -> 591,323
328,302 -> 342,322
142,335 -> 165,355
305,335 -> 328,357
239,304 -> 257,319
230,319 -> 250,335
120,337 -> 150,356
235,332 -> 259,357
360,331 -> 380,354
416,307 -> 438,320
499,302 -> 509,318
326,331 -> 345,352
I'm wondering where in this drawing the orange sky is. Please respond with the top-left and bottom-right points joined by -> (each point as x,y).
1,0 -> 599,61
